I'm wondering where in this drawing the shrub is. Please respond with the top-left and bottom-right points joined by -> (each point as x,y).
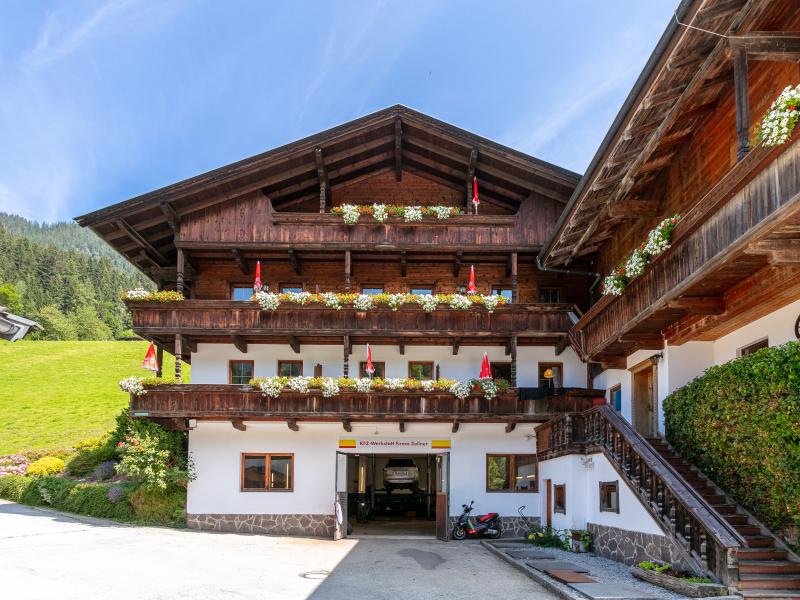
107,485 -> 125,504
664,341 -> 800,536
0,475 -> 33,502
128,486 -> 186,525
63,483 -> 136,521
66,443 -> 116,477
94,461 -> 117,481
27,456 -> 65,477
21,476 -> 75,506
74,436 -> 105,451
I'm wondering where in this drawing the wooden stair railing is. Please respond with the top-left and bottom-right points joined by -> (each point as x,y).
537,405 -> 745,585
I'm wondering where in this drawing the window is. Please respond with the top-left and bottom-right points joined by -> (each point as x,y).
361,285 -> 383,295
539,363 -> 562,389
241,454 -> 294,491
229,360 -> 254,384
280,284 -> 303,293
491,362 -> 512,381
277,360 -> 303,377
553,484 -> 566,513
738,337 -> 768,357
610,384 -> 622,412
359,361 -> 385,378
410,286 -> 434,296
492,287 -> 513,302
599,481 -> 619,513
539,288 -> 561,303
486,455 -> 538,492
408,361 -> 434,380
232,286 -> 254,301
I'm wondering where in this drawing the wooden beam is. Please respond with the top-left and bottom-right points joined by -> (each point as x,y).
232,336 -> 248,354
466,148 -> 478,212
287,419 -> 299,432
504,421 -> 516,434
643,84 -> 687,109
618,333 -> 664,350
555,335 -> 569,356
453,250 -> 463,277
597,354 -> 626,370
344,250 -> 351,292
511,251 -> 518,303
288,335 -> 300,354
729,32 -> 800,60
666,296 -> 726,315
399,339 -> 405,356
159,202 -> 180,234
231,419 -> 246,431
607,199 -> 660,219
745,238 -> 800,255
505,253 -> 513,278
394,118 -> 403,182
288,248 -> 301,275
315,147 -> 328,213
342,419 -> 352,433
452,337 -> 460,356
231,248 -> 248,275
176,248 -> 185,294
399,420 -> 406,433
509,335 -> 517,387
174,334 -> 182,382
116,218 -> 168,266
400,251 -> 407,277
733,47 -> 750,160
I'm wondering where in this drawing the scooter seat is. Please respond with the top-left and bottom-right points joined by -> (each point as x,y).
478,512 -> 498,522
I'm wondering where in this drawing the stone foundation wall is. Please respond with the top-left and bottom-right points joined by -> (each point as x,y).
188,513 -> 335,537
448,515 -> 540,538
587,523 -> 689,571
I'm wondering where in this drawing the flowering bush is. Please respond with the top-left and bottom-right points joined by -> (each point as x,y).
432,205 -> 452,220
27,456 -> 65,477
287,376 -> 310,393
416,294 -> 439,313
284,291 -> 312,305
602,269 -> 626,297
124,290 -> 184,302
340,204 -> 360,224
0,454 -> 29,477
421,380 -> 435,392
321,377 -> 340,398
115,426 -> 194,491
643,215 -> 681,257
353,294 -> 373,311
255,291 -> 281,311
625,246 -> 648,279
480,294 -> 502,313
372,203 -> 389,223
479,377 -> 499,400
321,292 -> 342,310
119,376 -> 146,397
448,294 -> 472,310
386,293 -> 406,311
255,376 -> 287,398
384,378 -> 405,390
757,84 -> 800,147
403,206 -> 423,223
107,485 -> 125,504
355,378 -> 373,393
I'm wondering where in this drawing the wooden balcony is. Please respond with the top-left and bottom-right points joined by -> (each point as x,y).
130,385 -> 602,427
126,300 -> 579,345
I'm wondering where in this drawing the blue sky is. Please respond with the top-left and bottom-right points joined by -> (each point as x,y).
0,0 -> 678,223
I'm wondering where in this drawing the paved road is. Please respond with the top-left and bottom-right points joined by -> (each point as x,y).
0,501 -> 556,600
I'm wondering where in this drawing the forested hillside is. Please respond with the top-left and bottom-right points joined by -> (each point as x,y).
0,216 -> 152,340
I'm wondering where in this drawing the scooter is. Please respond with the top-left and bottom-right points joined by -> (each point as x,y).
452,501 -> 502,540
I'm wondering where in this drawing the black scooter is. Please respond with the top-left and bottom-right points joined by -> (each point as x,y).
452,501 -> 502,540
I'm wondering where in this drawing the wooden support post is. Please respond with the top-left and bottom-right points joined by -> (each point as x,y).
231,419 -> 246,432
452,337 -> 460,356
156,345 -> 163,378
343,334 -> 350,378
511,252 -> 518,303
733,47 -> 750,161
555,336 -> 569,356
288,248 -> 301,275
176,248 -> 185,294
451,420 -> 460,433
233,336 -> 248,354
287,419 -> 299,432
315,148 -> 328,213
231,249 -> 248,274
288,335 -> 300,354
453,250 -> 463,277
342,419 -> 352,433
344,250 -> 351,292
400,251 -> 407,277
394,118 -> 403,182
174,334 -> 182,382
505,421 -> 517,434
510,335 -> 517,387
399,420 -> 406,433
399,339 -> 405,356
466,148 -> 478,213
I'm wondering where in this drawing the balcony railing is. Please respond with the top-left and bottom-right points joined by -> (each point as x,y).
130,385 -> 601,422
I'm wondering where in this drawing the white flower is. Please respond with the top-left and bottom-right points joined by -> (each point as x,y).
449,380 -> 472,400
341,204 -> 360,225
257,377 -> 286,398
758,84 -> 800,146
602,274 -> 626,296
119,376 -> 146,396
372,203 -> 388,223
479,377 -> 498,400
353,294 -> 374,311
403,206 -> 423,223
416,294 -> 439,313
481,294 -> 501,313
321,292 -> 342,310
431,205 -> 452,220
449,294 -> 472,310
126,288 -> 150,300
384,378 -> 405,390
255,291 -> 281,311
421,380 -> 435,392
283,291 -> 312,305
643,216 -> 678,257
624,248 -> 649,279
386,293 -> 406,311
355,378 -> 373,393
321,377 -> 340,397
287,376 -> 310,394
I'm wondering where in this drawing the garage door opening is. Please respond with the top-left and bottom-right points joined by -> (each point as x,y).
345,454 -> 439,537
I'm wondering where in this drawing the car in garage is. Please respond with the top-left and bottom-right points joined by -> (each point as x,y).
383,457 -> 419,492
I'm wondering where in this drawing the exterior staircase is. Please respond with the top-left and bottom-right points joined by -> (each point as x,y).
647,438 -> 800,599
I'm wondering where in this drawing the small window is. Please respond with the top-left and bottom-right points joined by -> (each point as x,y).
359,361 -> 385,378
361,285 -> 383,295
232,286 -> 254,301
410,286 -> 434,296
599,481 -> 619,513
490,362 -> 511,381
554,483 -> 566,514
738,337 -> 768,357
277,360 -> 303,377
241,454 -> 294,492
539,363 -> 562,389
408,361 -> 434,380
610,384 -> 622,412
280,284 -> 304,293
492,287 -> 513,302
229,360 -> 254,384
539,288 -> 561,303
486,454 -> 538,492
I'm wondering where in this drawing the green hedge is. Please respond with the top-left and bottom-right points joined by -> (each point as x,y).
664,341 -> 800,534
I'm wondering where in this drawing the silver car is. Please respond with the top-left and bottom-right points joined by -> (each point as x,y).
383,458 -> 419,492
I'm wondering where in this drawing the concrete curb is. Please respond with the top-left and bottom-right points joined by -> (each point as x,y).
0,499 -> 132,528
480,540 -> 587,600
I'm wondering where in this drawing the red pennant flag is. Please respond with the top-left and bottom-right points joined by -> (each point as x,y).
365,344 -> 376,376
142,343 -> 158,372
467,265 -> 477,294
472,177 -> 480,213
254,260 -> 263,292
479,352 -> 492,379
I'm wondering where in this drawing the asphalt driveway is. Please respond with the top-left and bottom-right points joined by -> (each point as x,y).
0,500 -> 556,600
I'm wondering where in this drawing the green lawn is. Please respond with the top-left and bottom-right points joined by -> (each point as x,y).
0,341 -> 188,454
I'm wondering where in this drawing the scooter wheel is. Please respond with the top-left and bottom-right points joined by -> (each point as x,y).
487,524 -> 502,539
452,526 -> 466,540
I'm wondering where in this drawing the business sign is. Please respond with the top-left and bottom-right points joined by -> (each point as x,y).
338,438 -> 451,452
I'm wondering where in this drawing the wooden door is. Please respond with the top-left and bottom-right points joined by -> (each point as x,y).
545,479 -> 552,528
632,365 -> 655,437
435,453 -> 450,541
333,451 -> 348,540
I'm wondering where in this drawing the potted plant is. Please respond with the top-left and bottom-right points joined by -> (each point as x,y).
631,562 -> 729,597
570,529 -> 592,553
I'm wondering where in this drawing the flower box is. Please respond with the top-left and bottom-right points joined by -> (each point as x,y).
630,566 -> 729,597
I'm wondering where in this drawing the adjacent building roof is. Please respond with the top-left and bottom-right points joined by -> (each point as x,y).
0,308 -> 42,342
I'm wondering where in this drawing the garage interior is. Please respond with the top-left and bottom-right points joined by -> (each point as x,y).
346,454 -> 437,537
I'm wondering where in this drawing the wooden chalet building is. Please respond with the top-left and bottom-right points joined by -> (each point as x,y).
78,0 -> 800,595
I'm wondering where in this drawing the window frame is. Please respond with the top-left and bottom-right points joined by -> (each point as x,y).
359,361 -> 385,379
360,284 -> 384,296
599,480 -> 620,513
230,284 -> 256,301
277,360 -> 303,377
229,360 -> 255,385
407,361 -> 435,380
609,384 -> 622,412
240,453 -> 295,492
538,287 -> 562,304
485,454 -> 538,493
409,284 -> 435,296
538,362 -> 563,388
737,337 -> 769,357
279,283 -> 304,293
490,361 -> 512,381
553,483 -> 566,513
491,286 -> 513,302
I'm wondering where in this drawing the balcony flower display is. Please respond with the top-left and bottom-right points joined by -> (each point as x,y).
340,204 -> 361,225
449,380 -> 473,400
355,377 -> 372,392
321,377 -> 340,397
602,268 -> 627,297
256,377 -> 285,398
287,376 -> 310,394
251,290 -> 509,312
403,206 -> 423,223
415,294 -> 439,313
283,291 -> 313,305
479,294 -> 502,313
331,204 -> 462,223
255,291 -> 281,311
432,205 -> 452,220
643,214 -> 681,257
421,380 -> 435,392
321,292 -> 343,310
386,293 -> 406,311
757,84 -> 800,147
624,246 -> 648,279
353,293 -> 374,311
124,290 -> 185,302
448,294 -> 472,310
372,203 -> 389,223
119,376 -> 147,396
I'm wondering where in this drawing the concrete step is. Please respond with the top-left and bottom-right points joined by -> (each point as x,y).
739,549 -> 790,561
741,591 -> 800,599
740,561 -> 800,575
738,574 -> 800,590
